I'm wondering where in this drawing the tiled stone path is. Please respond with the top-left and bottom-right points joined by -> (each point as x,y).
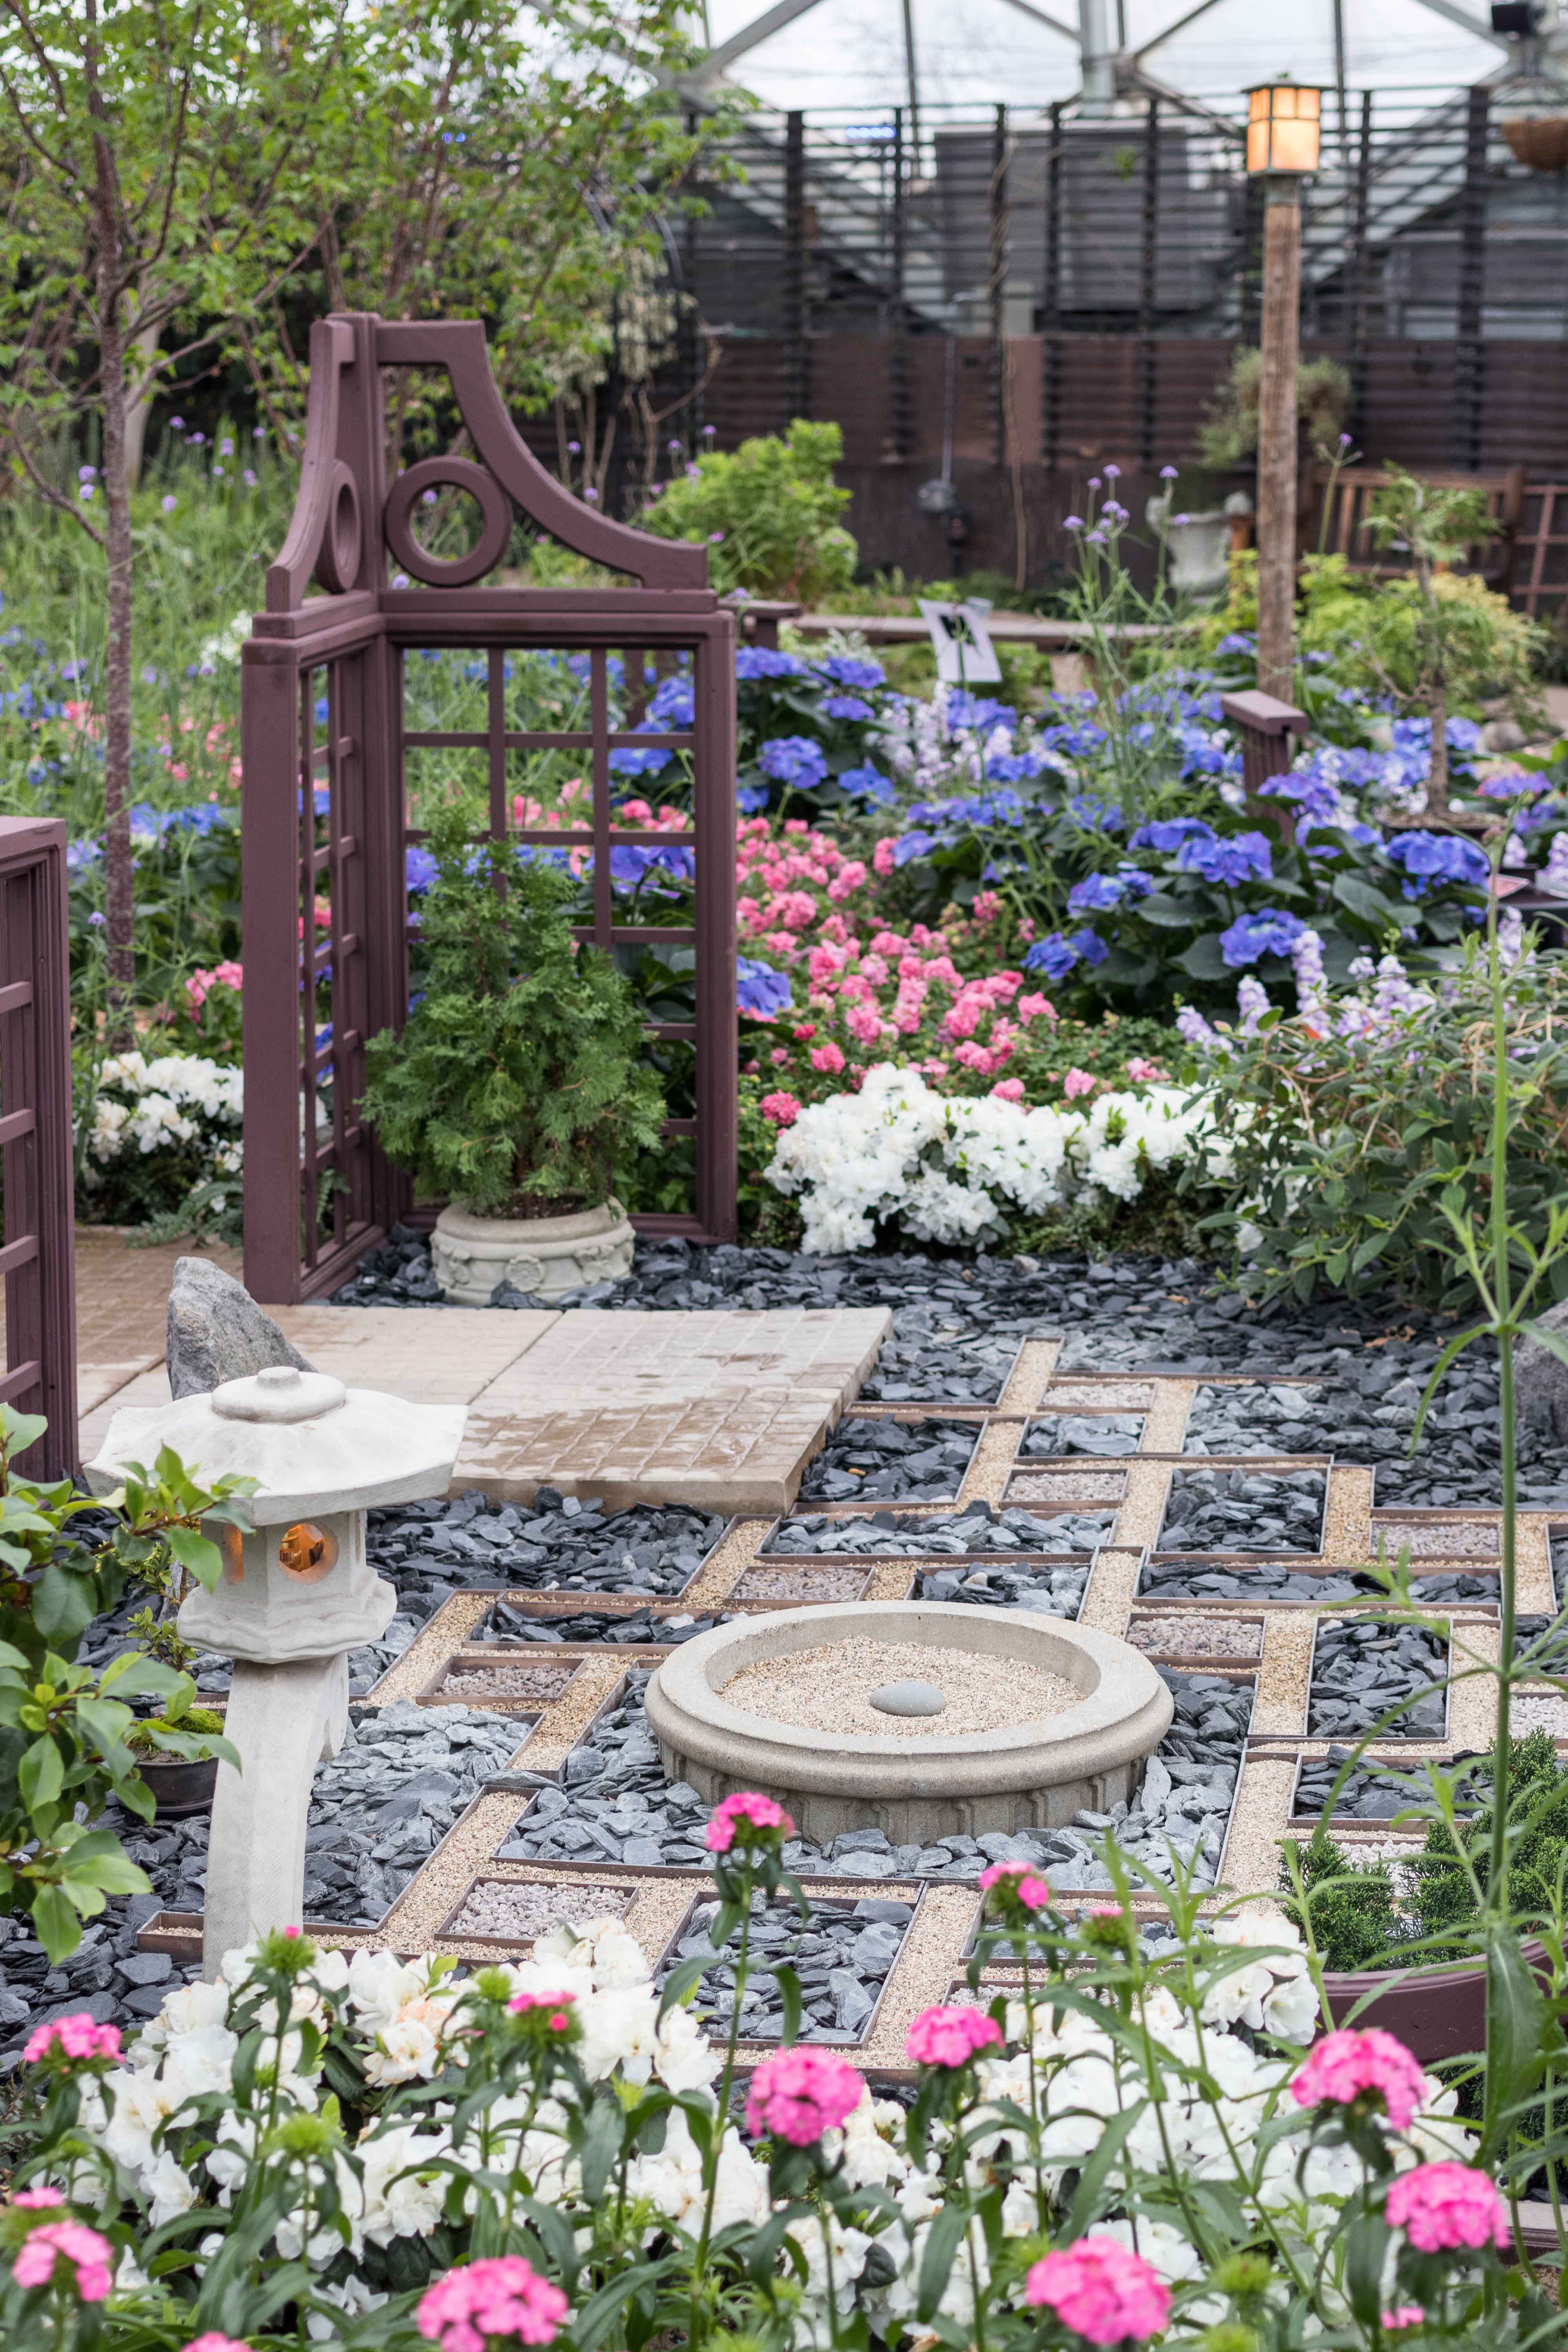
67,1234 -> 889,1514
135,1334 -> 1550,2080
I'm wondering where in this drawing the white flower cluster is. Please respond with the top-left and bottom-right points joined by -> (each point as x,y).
82,1049 -> 242,1174
767,1063 -> 1234,1252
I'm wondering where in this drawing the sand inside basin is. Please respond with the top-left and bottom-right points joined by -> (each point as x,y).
719,1638 -> 1083,1737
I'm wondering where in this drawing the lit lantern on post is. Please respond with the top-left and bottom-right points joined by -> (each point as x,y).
1243,77 -> 1322,703
89,1365 -> 465,1977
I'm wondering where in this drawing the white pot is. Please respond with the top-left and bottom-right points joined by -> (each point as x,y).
1164,510 -> 1231,596
431,1198 -> 635,1306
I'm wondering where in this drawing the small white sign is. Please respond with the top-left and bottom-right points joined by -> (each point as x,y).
918,598 -> 1003,686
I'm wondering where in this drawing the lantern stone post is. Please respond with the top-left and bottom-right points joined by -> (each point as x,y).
89,1365 -> 464,1978
1245,78 -> 1322,703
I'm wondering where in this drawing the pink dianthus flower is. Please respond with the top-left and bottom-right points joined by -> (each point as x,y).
810,1041 -> 846,1074
1062,1068 -> 1098,1099
991,1078 -> 1025,1102
11,2219 -> 114,2303
1290,2027 -> 1427,2132
745,2045 -> 865,2145
417,2256 -> 569,2352
1024,2236 -> 1171,2345
508,1989 -> 577,2033
828,860 -> 867,902
1382,2310 -> 1425,2332
760,1091 -> 801,1126
873,837 -> 898,875
979,1859 -> 1051,1911
24,2014 -> 122,2067
1125,1057 -> 1166,1083
183,2337 -> 257,2352
705,1790 -> 794,1852
1385,2163 -> 1509,2252
1017,991 -> 1055,1023
13,2189 -> 64,2209
904,2004 -> 1003,2068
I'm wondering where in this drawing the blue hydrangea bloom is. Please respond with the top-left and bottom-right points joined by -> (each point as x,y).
737,957 -> 792,1019
821,694 -> 874,722
1130,817 -> 1215,854
759,735 -> 829,786
735,648 -> 809,681
1382,831 -> 1490,898
1023,933 -> 1080,979
1219,907 -> 1307,965
1067,795 -> 1125,833
815,655 -> 885,689
609,843 -> 695,892
946,693 -> 1017,732
838,763 -> 897,806
648,677 -> 695,728
66,837 -> 101,871
893,829 -> 939,866
1177,829 -> 1272,886
608,746 -> 673,776
405,845 -> 437,893
1071,927 -> 1109,966
737,782 -> 771,813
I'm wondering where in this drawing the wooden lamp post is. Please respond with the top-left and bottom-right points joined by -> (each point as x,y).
1245,77 -> 1321,701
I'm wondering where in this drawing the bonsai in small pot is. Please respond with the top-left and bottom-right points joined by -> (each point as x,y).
129,1694 -> 232,1819
363,807 -> 667,1305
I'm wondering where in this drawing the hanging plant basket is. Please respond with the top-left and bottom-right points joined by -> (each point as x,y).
1503,115 -> 1568,172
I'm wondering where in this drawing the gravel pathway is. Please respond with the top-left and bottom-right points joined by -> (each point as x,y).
35,1229 -> 1550,2063
762,1503 -> 1113,1556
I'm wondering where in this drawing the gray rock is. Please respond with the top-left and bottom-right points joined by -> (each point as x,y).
1518,1296 -> 1568,1440
870,1680 -> 946,1718
166,1258 -> 314,1399
115,1951 -> 172,1987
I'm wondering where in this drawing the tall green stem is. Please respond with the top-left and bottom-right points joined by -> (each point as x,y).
1488,883 -> 1515,1911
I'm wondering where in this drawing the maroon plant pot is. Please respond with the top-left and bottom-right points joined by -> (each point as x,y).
1322,1941 -> 1549,2067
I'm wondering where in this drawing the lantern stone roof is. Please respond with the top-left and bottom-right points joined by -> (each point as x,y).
86,1365 -> 465,1524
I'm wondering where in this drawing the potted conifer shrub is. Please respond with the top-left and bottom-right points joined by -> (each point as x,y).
362,809 -> 666,1305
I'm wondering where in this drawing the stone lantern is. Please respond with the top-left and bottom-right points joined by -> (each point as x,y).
88,1365 -> 465,1976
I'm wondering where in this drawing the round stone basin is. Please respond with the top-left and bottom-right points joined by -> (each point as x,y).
644,1600 -> 1174,1846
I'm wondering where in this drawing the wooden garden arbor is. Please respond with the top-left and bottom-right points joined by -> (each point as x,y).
240,313 -> 737,1305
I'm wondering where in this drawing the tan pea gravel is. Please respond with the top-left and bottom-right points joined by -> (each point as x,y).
732,1563 -> 869,1602
447,1879 -> 633,1940
1127,1614 -> 1263,1659
719,1639 -> 1083,1737
440,1664 -> 581,1703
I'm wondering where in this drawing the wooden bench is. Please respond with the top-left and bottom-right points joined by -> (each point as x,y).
1299,464 -> 1526,596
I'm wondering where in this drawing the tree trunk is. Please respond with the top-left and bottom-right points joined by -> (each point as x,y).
1255,183 -> 1302,702
122,319 -> 162,489
91,114 -> 136,1044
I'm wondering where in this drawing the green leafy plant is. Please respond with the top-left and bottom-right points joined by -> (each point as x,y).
641,418 -> 857,603
0,1404 -> 249,1958
125,1700 -> 226,1759
1198,935 -> 1568,1306
362,803 -> 667,1216
1362,469 -> 1508,817
1282,1830 -> 1410,1973
1195,345 -> 1352,468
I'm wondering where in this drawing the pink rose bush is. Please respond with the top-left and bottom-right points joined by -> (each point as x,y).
1024,2234 -> 1172,2344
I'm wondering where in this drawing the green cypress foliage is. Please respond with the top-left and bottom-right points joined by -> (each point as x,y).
362,807 -> 666,1216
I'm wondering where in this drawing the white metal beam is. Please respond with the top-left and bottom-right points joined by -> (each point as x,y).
1404,0 -> 1510,45
679,0 -> 834,91
994,0 -> 1082,44
1131,0 -> 1226,63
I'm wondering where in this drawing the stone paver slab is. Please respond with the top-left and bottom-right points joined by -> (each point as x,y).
456,1308 -> 890,1510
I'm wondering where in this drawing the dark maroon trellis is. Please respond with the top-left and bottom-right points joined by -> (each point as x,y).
240,313 -> 737,1306
0,818 -> 78,1477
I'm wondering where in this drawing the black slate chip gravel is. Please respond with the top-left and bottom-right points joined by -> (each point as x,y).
1308,1621 -> 1449,1740
798,1415 -> 980,1503
1159,1467 -> 1326,1553
763,1502 -> 1113,1556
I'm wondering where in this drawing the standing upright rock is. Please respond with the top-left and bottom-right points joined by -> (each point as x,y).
165,1257 -> 316,1398
1517,1296 -> 1568,1443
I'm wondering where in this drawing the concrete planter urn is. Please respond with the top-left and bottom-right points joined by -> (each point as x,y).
432,1198 -> 635,1305
1146,501 -> 1232,597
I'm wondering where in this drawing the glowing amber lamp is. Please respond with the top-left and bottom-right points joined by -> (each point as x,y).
1245,81 -> 1321,177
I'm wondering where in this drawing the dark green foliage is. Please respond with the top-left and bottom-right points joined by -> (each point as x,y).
362,806 -> 667,1216
1415,1729 -> 1568,1936
1281,1831 -> 1411,1972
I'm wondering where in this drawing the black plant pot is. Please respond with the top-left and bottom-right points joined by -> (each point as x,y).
133,1754 -> 220,1819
